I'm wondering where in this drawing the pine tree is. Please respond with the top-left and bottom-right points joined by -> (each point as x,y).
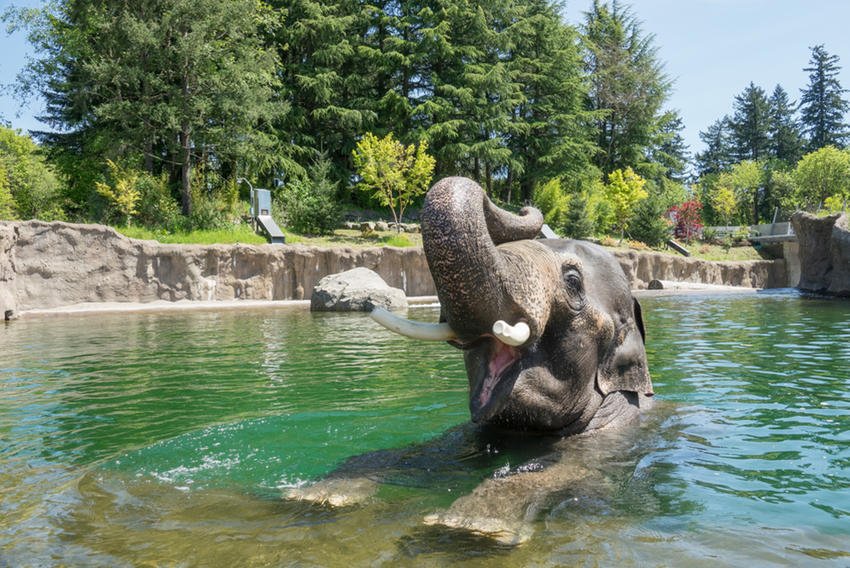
730,82 -> 771,162
647,111 -> 690,182
272,0 -> 366,187
695,117 -> 733,175
505,0 -> 595,201
415,0 -> 521,191
15,0 -> 281,216
562,192 -> 595,239
767,85 -> 804,165
582,0 -> 672,175
799,45 -> 849,151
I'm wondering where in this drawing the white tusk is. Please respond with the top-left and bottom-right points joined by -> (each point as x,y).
492,320 -> 530,347
370,307 -> 458,341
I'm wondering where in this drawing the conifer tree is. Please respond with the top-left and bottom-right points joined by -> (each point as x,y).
505,0 -> 595,201
730,82 -> 771,162
582,0 -> 672,175
272,0 -> 366,186
696,117 -> 734,176
13,0 -> 280,216
647,111 -> 690,182
767,85 -> 804,165
799,45 -> 849,151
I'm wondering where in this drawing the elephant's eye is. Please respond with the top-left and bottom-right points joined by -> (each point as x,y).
561,263 -> 586,311
563,268 -> 584,297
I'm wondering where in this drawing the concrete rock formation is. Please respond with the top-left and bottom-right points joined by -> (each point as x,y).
0,220 -> 791,318
0,221 -> 433,319
612,249 -> 786,291
310,267 -> 407,312
791,212 -> 850,296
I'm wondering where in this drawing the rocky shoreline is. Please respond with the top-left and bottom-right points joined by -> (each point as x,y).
1,220 -> 790,319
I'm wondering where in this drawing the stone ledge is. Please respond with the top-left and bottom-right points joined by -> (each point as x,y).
0,220 -> 789,317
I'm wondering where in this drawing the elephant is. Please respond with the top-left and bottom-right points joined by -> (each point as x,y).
372,176 -> 653,433
291,176 -> 655,544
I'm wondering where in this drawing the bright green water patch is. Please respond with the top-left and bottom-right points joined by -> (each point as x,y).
1,294 -> 848,565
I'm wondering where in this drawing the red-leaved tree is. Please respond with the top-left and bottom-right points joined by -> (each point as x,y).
668,200 -> 703,242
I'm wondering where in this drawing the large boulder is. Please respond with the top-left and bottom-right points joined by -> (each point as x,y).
830,214 -> 850,296
0,223 -> 17,319
791,211 -> 850,296
310,267 -> 407,312
791,212 -> 840,292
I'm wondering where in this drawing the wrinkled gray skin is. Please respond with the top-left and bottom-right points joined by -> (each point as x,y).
421,176 -> 653,433
289,177 -> 654,544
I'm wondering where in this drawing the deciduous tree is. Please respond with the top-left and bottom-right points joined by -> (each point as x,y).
792,146 -> 850,210
352,132 -> 435,230
604,166 -> 647,239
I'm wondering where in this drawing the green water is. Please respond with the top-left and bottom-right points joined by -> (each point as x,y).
1,293 -> 848,566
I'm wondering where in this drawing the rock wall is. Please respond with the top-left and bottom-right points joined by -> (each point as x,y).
791,212 -> 850,296
0,221 -> 434,318
612,249 -> 785,290
0,221 -> 789,318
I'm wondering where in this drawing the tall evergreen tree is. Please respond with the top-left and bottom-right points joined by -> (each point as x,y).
271,0 -> 366,187
799,44 -> 849,151
695,117 -> 733,176
582,0 -> 672,175
416,0 -> 521,190
767,84 -> 804,165
730,82 -> 771,162
13,0 -> 280,215
646,111 -> 689,182
504,0 -> 595,201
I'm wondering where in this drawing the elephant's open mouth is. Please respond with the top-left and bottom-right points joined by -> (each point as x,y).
469,339 -> 522,423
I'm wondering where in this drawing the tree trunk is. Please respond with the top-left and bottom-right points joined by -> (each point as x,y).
180,125 -> 192,216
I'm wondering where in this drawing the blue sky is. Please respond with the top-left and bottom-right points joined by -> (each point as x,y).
2,0 -> 850,157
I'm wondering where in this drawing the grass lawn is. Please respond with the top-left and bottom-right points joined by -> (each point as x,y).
116,225 -> 422,248
117,225 -> 269,245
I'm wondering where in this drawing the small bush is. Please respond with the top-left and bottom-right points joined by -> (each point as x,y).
629,195 -> 671,247
701,227 -> 719,244
731,225 -> 751,244
276,154 -> 342,235
135,172 -> 182,232
562,193 -> 595,239
533,179 -> 568,228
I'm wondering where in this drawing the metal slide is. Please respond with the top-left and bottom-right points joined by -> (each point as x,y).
250,187 -> 285,244
256,214 -> 285,244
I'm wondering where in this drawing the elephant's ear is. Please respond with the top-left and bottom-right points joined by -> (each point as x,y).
596,297 -> 653,396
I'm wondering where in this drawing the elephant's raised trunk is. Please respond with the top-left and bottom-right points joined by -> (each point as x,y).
421,177 -> 544,342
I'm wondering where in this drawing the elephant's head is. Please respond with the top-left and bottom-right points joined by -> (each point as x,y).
372,177 -> 652,433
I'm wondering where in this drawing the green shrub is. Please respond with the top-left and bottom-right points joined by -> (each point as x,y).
701,227 -> 719,244
0,127 -> 64,220
276,154 -> 341,235
629,195 -> 671,247
562,193 -> 594,239
95,160 -> 141,225
0,163 -> 15,219
532,179 -> 568,228
135,172 -> 182,231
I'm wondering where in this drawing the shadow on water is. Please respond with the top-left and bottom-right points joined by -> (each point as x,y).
2,293 -> 849,565
49,403 -> 678,566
